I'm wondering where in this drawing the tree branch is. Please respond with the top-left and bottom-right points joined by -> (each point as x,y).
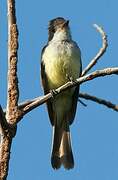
6,0 -> 20,125
79,92 -> 118,112
15,67 -> 118,118
0,1 -> 19,180
0,105 -> 14,180
82,24 -> 108,76
0,131 -> 13,180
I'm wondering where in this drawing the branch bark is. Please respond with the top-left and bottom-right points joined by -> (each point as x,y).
0,130 -> 13,180
6,0 -> 20,125
0,105 -> 13,180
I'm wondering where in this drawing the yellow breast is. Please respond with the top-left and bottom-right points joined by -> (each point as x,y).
42,41 -> 81,89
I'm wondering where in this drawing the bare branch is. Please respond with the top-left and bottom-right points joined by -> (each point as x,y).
6,0 -> 20,125
0,1 -> 20,180
0,132 -> 13,180
15,67 -> 118,118
82,24 -> 108,76
0,105 -> 14,180
79,92 -> 118,112
22,94 -> 52,116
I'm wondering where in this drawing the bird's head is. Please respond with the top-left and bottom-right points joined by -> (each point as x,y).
48,17 -> 71,41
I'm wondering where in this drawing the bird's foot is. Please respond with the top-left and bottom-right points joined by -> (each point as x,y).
67,76 -> 77,85
50,89 -> 58,98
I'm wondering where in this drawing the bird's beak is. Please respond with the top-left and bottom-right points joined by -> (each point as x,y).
62,20 -> 69,28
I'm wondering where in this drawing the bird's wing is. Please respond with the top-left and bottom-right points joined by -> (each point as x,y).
68,57 -> 82,125
41,46 -> 54,126
68,86 -> 79,125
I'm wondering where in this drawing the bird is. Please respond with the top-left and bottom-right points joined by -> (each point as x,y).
41,17 -> 82,169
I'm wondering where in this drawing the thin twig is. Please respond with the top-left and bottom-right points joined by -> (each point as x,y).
79,92 -> 118,112
82,24 -> 108,76
78,99 -> 87,107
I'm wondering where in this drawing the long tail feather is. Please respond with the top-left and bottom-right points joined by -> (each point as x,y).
51,125 -> 74,169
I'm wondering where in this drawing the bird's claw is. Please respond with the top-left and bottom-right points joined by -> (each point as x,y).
50,89 -> 58,98
68,76 -> 77,85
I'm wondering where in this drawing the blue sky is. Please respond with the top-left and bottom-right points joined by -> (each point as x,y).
1,0 -> 118,180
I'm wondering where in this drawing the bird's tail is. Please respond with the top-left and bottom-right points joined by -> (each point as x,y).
51,124 -> 74,169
